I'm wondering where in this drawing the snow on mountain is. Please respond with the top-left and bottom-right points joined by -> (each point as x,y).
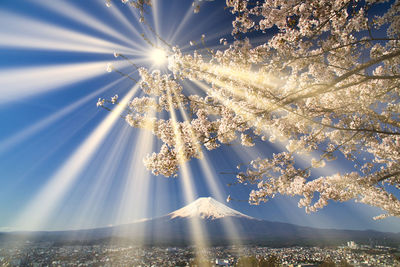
168,197 -> 255,220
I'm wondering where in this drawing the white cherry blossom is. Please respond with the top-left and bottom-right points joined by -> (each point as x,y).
102,0 -> 400,219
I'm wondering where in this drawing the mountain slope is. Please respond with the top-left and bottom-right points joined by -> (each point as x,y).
2,197 -> 400,246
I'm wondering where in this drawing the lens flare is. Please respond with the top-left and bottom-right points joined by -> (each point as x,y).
149,48 -> 167,65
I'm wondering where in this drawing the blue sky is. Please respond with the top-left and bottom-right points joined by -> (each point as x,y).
0,0 -> 399,233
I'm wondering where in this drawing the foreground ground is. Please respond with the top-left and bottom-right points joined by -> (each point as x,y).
0,243 -> 399,266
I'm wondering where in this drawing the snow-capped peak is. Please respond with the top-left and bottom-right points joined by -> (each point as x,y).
168,197 -> 254,220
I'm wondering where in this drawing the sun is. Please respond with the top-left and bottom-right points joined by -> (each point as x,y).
149,48 -> 167,66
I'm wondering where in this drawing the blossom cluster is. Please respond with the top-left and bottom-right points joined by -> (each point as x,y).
103,0 -> 400,219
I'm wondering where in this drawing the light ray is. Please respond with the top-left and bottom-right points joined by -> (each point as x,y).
0,107 -> 101,213
0,11 -> 136,54
192,79 -> 263,129
109,125 -> 154,252
198,156 -> 244,237
179,30 -> 231,51
151,0 -> 161,39
168,4 -> 198,45
69,123 -> 133,231
213,129 -> 340,241
0,61 -> 121,103
165,92 -> 210,261
33,0 -> 140,49
126,4 -> 153,39
173,86 -> 245,250
13,84 -> 140,231
169,3 -> 232,47
191,78 -> 345,228
192,71 -> 336,177
179,163 -> 209,253
0,76 -> 126,156
101,3 -> 146,47
114,109 -> 156,225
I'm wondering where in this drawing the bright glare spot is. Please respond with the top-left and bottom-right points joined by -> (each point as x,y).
150,48 -> 167,65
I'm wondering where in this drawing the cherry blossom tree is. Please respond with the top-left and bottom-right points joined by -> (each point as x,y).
101,0 -> 400,219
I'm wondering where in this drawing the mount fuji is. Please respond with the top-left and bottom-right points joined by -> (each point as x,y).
168,197 -> 254,220
2,197 -> 400,246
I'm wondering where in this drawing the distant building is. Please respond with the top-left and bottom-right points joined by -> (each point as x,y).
215,258 -> 230,266
347,241 -> 358,249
